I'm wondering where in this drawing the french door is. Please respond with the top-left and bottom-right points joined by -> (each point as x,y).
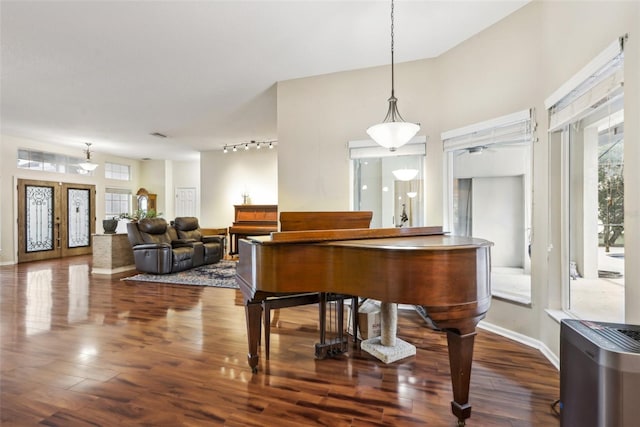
17,179 -> 96,263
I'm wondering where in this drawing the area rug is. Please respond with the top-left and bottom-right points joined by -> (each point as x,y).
122,259 -> 238,289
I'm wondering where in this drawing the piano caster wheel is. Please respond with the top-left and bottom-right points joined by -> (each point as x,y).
457,420 -> 465,426
251,367 -> 258,374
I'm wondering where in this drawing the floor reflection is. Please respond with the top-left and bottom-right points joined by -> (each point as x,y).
3,259 -> 206,341
68,264 -> 89,323
26,268 -> 52,335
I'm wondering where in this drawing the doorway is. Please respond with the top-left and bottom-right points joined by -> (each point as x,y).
17,179 -> 96,263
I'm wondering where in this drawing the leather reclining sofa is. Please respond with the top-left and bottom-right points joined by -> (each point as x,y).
126,217 -> 225,274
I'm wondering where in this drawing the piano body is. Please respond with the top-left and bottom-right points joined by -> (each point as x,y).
236,225 -> 492,426
228,204 -> 278,255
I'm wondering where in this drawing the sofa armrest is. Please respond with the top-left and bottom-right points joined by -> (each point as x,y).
172,238 -> 198,248
132,243 -> 171,251
202,235 -> 224,244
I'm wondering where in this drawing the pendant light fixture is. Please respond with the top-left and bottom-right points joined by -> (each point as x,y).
78,142 -> 99,171
392,168 -> 419,181
367,0 -> 420,152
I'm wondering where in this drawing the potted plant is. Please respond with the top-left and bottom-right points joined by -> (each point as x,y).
119,209 -> 162,222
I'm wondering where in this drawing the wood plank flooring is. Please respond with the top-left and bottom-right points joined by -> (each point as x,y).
1,256 -> 560,426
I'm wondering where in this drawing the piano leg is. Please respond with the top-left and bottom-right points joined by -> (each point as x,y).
244,301 -> 262,373
446,329 -> 476,426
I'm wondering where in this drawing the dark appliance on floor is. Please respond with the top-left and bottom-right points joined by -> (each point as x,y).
560,319 -> 640,426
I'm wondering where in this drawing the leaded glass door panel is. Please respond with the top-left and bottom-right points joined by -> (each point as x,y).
18,179 -> 95,263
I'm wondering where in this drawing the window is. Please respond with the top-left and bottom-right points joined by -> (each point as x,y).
349,138 -> 426,228
442,109 -> 535,305
105,162 -> 131,181
17,149 -> 89,175
105,188 -> 132,218
545,36 -> 625,322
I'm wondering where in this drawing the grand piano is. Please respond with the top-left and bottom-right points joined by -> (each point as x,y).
236,225 -> 492,426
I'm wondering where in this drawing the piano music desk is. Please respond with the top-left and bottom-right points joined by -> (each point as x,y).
228,204 -> 277,256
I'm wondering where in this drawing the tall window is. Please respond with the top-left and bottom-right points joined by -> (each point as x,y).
350,138 -> 426,228
546,36 -> 625,322
442,109 -> 534,305
105,162 -> 130,181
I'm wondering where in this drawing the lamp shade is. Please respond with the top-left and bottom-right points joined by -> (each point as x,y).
367,121 -> 420,152
79,161 -> 98,171
392,168 -> 419,181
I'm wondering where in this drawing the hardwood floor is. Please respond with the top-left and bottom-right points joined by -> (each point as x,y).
1,256 -> 560,426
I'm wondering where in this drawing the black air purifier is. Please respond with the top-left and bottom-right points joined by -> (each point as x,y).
560,319 -> 640,426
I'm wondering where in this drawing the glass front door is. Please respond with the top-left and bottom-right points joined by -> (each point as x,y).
18,179 -> 95,263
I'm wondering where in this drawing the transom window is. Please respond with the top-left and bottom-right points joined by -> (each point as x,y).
17,149 -> 89,175
105,162 -> 131,181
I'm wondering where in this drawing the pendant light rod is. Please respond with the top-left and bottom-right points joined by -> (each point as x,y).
384,0 -> 404,123
367,0 -> 420,151
390,0 -> 395,98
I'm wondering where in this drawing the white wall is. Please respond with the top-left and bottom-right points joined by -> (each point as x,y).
200,147 -> 277,230
139,160 -> 167,214
473,176 -> 524,267
277,59 -> 442,224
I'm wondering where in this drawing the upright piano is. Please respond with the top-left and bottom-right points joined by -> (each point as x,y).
236,226 -> 493,426
228,204 -> 277,255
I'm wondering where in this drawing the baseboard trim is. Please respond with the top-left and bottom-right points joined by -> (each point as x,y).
478,320 -> 560,370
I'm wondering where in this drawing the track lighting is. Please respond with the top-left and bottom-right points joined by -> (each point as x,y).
222,140 -> 277,153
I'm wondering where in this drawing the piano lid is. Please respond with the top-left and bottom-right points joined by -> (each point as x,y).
245,226 -> 447,245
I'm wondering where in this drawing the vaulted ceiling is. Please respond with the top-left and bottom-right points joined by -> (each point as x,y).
1,1 -> 529,161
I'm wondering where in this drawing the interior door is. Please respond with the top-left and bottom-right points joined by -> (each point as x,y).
18,179 -> 95,263
175,187 -> 197,217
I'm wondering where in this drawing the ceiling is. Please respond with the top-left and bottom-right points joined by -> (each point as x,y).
1,1 -> 529,161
